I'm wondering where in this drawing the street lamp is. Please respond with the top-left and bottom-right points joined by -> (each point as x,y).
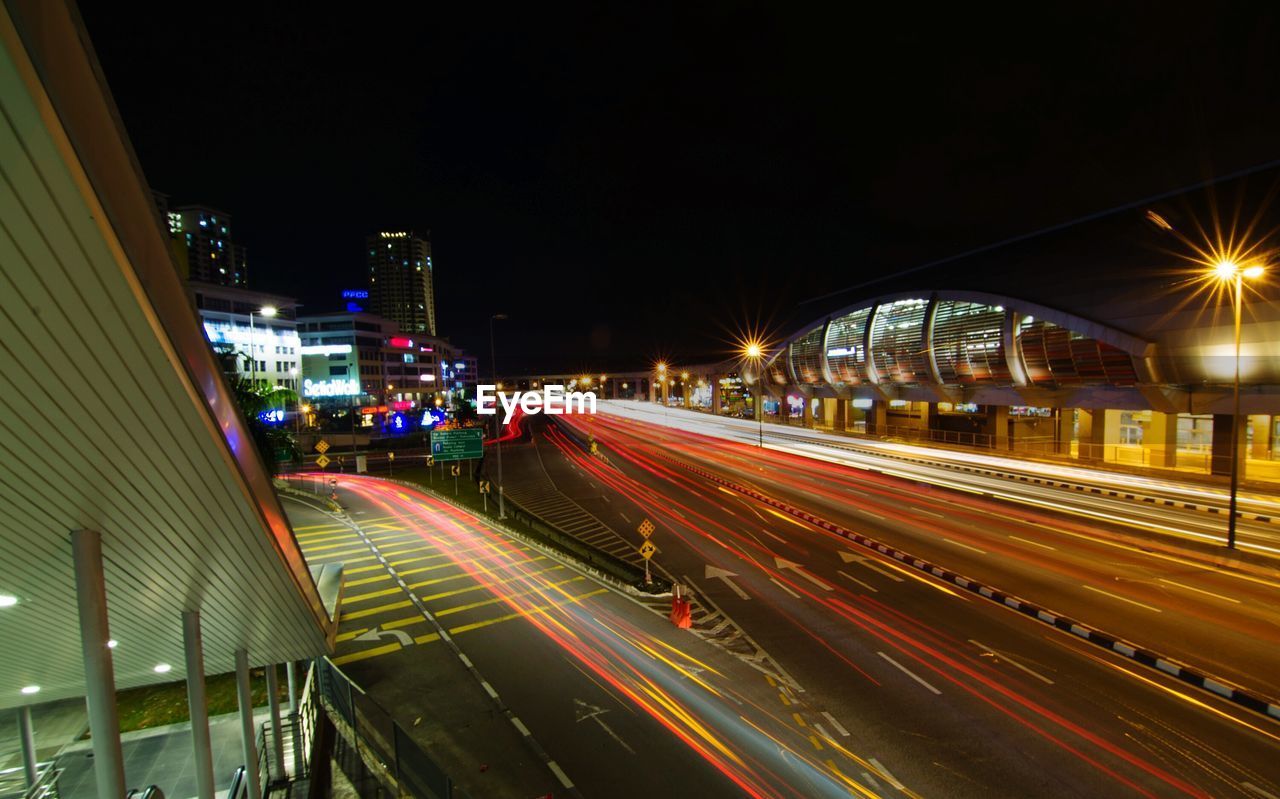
742,341 -> 766,447
1210,259 -> 1265,549
490,313 -> 508,519
248,305 -> 278,388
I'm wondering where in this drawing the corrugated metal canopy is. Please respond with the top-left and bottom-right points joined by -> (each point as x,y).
0,0 -> 329,710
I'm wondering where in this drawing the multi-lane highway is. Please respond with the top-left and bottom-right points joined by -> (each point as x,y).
285,476 -> 918,798
600,400 -> 1280,558
527,407 -> 1280,798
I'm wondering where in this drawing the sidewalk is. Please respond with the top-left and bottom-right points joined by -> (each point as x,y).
52,709 -> 271,799
0,698 -> 87,770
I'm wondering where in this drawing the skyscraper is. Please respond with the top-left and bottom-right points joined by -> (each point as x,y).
367,230 -> 436,336
166,204 -> 248,286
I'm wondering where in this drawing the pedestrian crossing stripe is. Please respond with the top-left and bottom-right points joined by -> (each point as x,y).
336,576 -> 589,641
337,564 -> 571,621
332,588 -> 609,666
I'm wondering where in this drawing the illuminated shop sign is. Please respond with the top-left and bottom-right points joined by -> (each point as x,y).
303,378 -> 361,397
300,344 -> 353,356
341,289 -> 369,299
258,408 -> 286,424
389,337 -> 414,349
420,407 -> 448,428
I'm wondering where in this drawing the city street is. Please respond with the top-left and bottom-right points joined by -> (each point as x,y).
510,411 -> 1280,798
285,477 -> 916,798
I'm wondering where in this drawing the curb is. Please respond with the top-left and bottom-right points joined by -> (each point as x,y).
657,453 -> 1280,725
764,428 -> 1280,526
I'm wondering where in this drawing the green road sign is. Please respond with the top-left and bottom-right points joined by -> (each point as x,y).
431,428 -> 484,461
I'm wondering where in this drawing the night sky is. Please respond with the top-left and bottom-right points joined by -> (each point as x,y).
77,3 -> 1280,373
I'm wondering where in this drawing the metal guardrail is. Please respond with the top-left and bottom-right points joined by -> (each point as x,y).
314,657 -> 471,799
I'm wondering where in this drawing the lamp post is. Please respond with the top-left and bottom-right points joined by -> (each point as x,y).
655,362 -> 668,414
247,305 -> 278,389
743,342 -> 764,447
490,313 -> 508,519
1211,260 -> 1265,549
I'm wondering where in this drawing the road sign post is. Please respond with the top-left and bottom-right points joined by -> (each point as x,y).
480,479 -> 491,513
638,520 -> 656,585
450,463 -> 461,495
388,450 -> 395,477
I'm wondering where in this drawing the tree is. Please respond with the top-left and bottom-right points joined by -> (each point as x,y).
211,343 -> 300,468
227,377 -> 301,469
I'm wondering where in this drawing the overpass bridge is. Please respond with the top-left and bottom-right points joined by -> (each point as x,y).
0,2 -> 335,795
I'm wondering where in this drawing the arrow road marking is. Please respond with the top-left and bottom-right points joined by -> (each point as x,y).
354,626 -> 414,647
839,551 -> 903,582
775,557 -> 833,591
574,699 -> 635,754
705,564 -> 750,600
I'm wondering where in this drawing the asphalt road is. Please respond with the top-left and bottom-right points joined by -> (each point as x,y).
534,411 -> 1280,798
600,400 -> 1280,558
285,478 -> 916,798
581,403 -> 1280,695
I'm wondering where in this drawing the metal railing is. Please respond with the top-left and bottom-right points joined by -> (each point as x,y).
314,658 -> 471,799
0,763 -> 60,799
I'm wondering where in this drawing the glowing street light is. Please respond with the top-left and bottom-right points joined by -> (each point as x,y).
1209,259 -> 1266,549
741,340 -> 767,447
248,305 -> 278,388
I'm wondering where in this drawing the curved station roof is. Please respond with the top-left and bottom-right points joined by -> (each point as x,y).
750,173 -> 1280,415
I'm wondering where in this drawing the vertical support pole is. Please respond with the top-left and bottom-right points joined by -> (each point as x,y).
18,706 -> 37,787
70,529 -> 126,799
235,649 -> 262,799
183,610 -> 216,799
266,664 -> 286,779
286,662 -> 298,716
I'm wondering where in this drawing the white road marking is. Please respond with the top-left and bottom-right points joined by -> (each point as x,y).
770,577 -> 801,598
776,557 -> 834,591
942,538 -> 986,555
1243,782 -> 1280,799
877,651 -> 941,695
837,570 -> 878,592
760,527 -> 789,544
1082,584 -> 1163,613
913,508 -> 946,519
1008,534 -> 1057,551
619,512 -> 631,524
820,711 -> 850,737
1157,578 -> 1242,604
967,639 -> 1055,684
548,761 -> 575,788
868,757 -> 906,790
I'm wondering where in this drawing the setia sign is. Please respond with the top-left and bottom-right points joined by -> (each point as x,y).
303,377 -> 361,397
476,384 -> 596,425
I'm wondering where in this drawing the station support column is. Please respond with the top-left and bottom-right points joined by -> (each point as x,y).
70,529 -> 126,798
183,610 -> 216,799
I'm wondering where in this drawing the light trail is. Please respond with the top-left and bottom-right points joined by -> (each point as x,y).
545,415 -> 1261,796
327,474 -> 878,798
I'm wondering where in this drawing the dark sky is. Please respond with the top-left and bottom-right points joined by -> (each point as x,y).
77,3 -> 1280,372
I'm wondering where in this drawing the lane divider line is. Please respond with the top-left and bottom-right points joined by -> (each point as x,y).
654,453 -> 1280,724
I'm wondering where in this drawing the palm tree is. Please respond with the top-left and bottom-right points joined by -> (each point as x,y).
212,342 -> 300,469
